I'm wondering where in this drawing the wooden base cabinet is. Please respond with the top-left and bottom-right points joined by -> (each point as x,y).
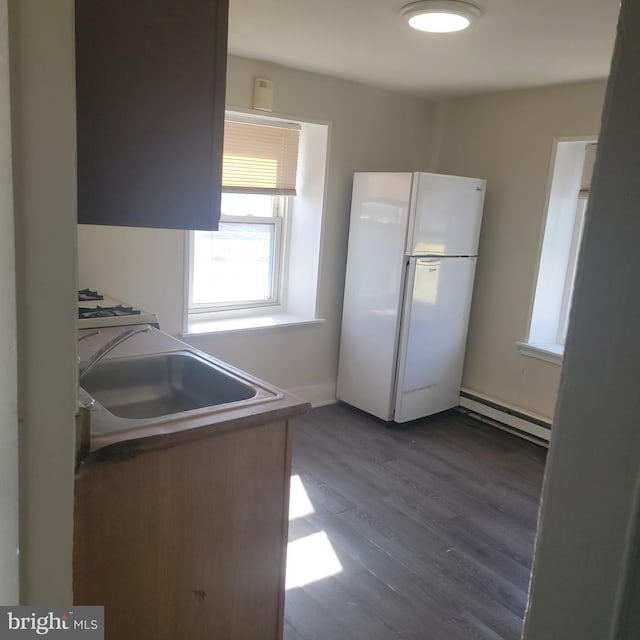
73,420 -> 294,640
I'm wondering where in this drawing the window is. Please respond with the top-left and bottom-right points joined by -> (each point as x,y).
190,193 -> 285,310
186,111 -> 329,334
556,191 -> 588,344
519,139 -> 596,363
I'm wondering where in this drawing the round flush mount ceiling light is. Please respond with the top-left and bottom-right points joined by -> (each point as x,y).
401,0 -> 482,33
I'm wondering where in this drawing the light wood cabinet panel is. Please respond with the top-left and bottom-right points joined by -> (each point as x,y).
73,420 -> 294,640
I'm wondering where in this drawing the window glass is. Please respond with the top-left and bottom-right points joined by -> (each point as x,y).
191,193 -> 283,310
557,195 -> 587,344
192,222 -> 277,306
220,193 -> 276,217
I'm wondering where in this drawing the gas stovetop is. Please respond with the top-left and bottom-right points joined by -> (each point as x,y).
77,289 -> 159,329
78,305 -> 142,320
78,288 -> 104,302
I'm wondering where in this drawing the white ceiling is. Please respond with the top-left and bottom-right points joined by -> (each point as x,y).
228,0 -> 621,99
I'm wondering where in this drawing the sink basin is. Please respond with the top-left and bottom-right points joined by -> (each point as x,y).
80,351 -> 258,420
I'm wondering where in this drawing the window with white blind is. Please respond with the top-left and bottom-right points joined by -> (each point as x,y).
519,139 -> 597,363
186,111 -> 328,332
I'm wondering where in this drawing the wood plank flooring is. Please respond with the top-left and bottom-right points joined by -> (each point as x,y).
284,403 -> 547,640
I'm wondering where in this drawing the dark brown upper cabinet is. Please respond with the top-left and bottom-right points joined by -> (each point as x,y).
75,0 -> 228,230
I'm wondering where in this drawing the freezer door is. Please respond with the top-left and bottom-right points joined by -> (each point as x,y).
407,173 -> 486,256
394,257 -> 477,423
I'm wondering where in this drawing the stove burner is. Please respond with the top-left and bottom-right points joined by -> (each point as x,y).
78,305 -> 142,320
79,288 -> 104,302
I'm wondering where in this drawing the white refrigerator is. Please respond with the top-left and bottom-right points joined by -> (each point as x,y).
337,171 -> 486,423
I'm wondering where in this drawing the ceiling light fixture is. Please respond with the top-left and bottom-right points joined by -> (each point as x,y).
401,0 -> 482,33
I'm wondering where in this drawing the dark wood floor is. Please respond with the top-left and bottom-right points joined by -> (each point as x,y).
283,403 -> 547,640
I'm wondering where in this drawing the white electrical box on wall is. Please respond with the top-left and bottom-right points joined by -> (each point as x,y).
253,77 -> 274,112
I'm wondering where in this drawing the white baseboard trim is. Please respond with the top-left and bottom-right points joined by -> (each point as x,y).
287,382 -> 337,408
459,388 -> 552,445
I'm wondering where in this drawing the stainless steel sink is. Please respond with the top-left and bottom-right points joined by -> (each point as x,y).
80,351 -> 258,420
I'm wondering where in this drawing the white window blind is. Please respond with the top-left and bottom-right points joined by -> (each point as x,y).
222,117 -> 301,195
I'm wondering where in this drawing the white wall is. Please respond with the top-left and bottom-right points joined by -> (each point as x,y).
9,0 -> 77,603
0,0 -> 19,604
524,0 -> 640,636
435,79 -> 607,419
78,54 -> 438,404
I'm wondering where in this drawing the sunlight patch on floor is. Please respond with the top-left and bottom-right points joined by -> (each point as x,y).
286,475 -> 343,589
285,531 -> 344,589
289,474 -> 315,520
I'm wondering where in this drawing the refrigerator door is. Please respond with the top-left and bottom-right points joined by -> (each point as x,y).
394,256 -> 477,423
407,173 -> 486,257
337,172 -> 413,420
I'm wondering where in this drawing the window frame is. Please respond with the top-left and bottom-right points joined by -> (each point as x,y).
188,196 -> 288,315
519,137 -> 597,364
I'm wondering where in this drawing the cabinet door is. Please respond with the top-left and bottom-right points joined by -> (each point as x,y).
74,420 -> 293,640
75,0 -> 228,230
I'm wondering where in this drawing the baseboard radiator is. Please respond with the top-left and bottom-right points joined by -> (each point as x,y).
458,389 -> 551,446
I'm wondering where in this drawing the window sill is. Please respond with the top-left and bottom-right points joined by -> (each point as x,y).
517,341 -> 564,365
185,312 -> 325,336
